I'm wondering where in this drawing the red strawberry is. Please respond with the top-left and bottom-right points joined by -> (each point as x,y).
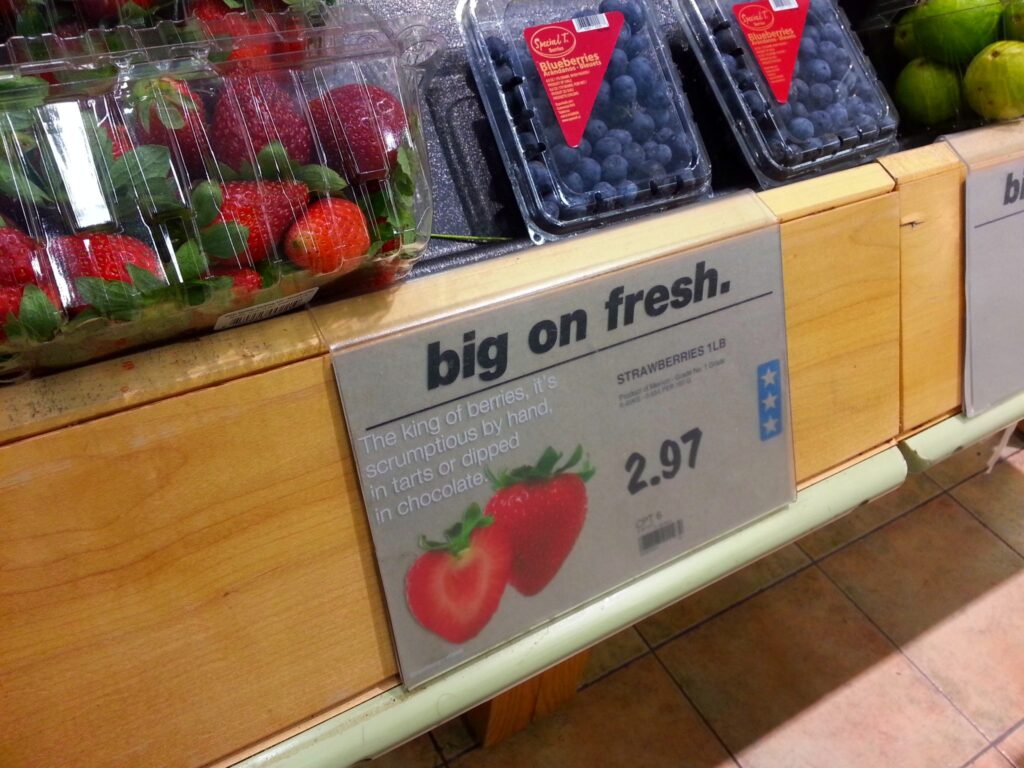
308,84 -> 407,182
131,77 -> 209,176
484,446 -> 594,596
0,282 -> 61,341
190,0 -> 277,71
211,74 -> 312,171
283,198 -> 369,275
215,180 -> 309,262
214,267 -> 262,298
0,215 -> 45,287
104,123 -> 133,159
51,232 -> 160,280
405,503 -> 512,644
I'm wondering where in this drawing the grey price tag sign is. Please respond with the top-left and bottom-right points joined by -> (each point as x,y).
946,129 -> 1024,415
332,225 -> 795,688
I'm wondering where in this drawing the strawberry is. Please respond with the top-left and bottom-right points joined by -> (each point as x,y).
189,0 -> 277,71
308,84 -> 407,182
283,198 -> 369,275
104,123 -> 133,159
51,232 -> 159,283
211,74 -> 312,171
405,503 -> 512,644
484,446 -> 595,596
131,77 -> 209,176
214,180 -> 308,262
0,282 -> 61,342
213,267 -> 262,298
0,215 -> 44,287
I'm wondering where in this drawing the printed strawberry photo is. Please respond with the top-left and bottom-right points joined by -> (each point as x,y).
485,446 -> 595,596
405,503 -> 512,644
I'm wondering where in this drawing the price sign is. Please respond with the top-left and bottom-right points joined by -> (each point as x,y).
332,225 -> 795,688
947,127 -> 1024,415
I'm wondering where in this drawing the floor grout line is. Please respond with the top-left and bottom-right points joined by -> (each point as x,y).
814,558 -> 993,748
992,714 -> 1024,749
946,490 -> 1024,562
577,645 -> 651,692
648,641 -> 743,768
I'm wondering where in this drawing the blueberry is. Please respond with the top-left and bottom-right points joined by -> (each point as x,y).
800,136 -> 824,160
594,81 -> 612,113
540,194 -> 559,219
879,114 -> 897,133
652,108 -> 675,129
742,90 -> 767,117
600,0 -> 646,32
819,133 -> 841,153
564,190 -> 590,217
809,82 -> 834,107
826,103 -> 849,126
856,115 -> 879,139
736,69 -> 756,91
822,22 -> 844,44
846,95 -> 865,117
628,112 -> 656,142
519,131 -> 542,155
627,57 -> 658,98
803,24 -> 821,42
655,126 -> 675,143
608,128 -> 633,145
799,37 -> 817,57
832,49 -> 851,71
565,171 -> 586,191
767,138 -> 795,163
723,54 -> 739,75
607,49 -> 628,80
793,102 -> 810,118
834,81 -> 850,101
604,104 -> 634,127
789,78 -> 809,103
611,75 -> 637,104
646,142 -> 672,167
625,33 -> 649,58
495,64 -> 516,88
617,23 -> 632,47
807,59 -> 831,83
578,157 -> 602,187
788,117 -> 814,141
622,141 -> 645,169
837,126 -> 860,148
776,103 -> 793,121
817,40 -> 838,61
486,36 -> 509,64
635,160 -> 666,182
584,119 -> 609,143
578,138 -> 593,157
602,154 -> 629,183
594,136 -> 623,160
552,144 -> 580,172
617,180 -> 639,204
646,84 -> 671,110
668,133 -> 694,166
592,181 -> 619,204
809,110 -> 833,134
714,28 -> 740,53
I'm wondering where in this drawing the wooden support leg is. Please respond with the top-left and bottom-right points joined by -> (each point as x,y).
465,650 -> 591,748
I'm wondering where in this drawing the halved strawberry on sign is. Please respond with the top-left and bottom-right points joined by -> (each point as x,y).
211,73 -> 312,172
130,76 -> 210,176
484,446 -> 595,597
307,83 -> 407,182
405,503 -> 512,644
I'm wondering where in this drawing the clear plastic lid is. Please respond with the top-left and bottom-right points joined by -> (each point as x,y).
459,0 -> 712,242
677,0 -> 899,187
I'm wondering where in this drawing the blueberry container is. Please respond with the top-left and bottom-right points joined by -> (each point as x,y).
459,0 -> 711,242
676,0 -> 898,187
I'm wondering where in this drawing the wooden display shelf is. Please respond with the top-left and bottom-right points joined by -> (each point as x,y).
0,154 -> 949,768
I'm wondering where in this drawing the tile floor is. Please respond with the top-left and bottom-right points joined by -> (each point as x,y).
368,430 -> 1024,768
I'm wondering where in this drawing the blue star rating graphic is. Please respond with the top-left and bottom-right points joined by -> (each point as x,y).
757,360 -> 784,442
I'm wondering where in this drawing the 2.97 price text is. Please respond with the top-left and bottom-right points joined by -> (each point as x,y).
624,428 -> 702,496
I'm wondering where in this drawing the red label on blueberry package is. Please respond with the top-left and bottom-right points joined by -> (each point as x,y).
525,12 -> 624,147
732,0 -> 809,103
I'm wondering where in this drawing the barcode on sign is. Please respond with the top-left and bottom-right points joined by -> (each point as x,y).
213,287 -> 319,331
572,13 -> 609,31
639,520 -> 683,554
769,0 -> 799,10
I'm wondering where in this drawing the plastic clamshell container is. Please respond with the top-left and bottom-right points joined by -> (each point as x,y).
0,3 -> 437,376
459,0 -> 712,243
677,0 -> 898,187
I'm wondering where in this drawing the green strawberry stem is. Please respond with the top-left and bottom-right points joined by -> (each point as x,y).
418,502 -> 493,557
484,445 -> 595,490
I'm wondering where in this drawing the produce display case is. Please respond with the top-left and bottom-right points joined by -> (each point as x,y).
0,0 -> 1015,762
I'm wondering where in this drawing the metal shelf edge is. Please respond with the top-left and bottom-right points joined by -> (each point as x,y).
235,446 -> 908,768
